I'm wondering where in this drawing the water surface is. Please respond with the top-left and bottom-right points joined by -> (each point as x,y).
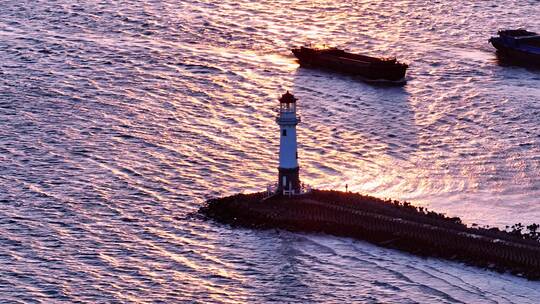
1,0 -> 540,302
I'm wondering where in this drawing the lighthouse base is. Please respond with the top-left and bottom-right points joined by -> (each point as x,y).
278,167 -> 300,194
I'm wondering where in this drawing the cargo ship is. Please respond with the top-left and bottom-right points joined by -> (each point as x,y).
489,29 -> 540,65
292,46 -> 408,83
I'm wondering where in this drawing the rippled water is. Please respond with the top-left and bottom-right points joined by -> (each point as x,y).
1,0 -> 540,302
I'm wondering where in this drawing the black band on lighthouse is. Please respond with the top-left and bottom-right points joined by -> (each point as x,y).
278,167 -> 300,193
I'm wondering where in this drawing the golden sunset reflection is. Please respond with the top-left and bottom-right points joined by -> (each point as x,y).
3,0 -> 540,302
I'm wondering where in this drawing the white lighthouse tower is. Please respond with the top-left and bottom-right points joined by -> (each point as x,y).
276,91 -> 301,194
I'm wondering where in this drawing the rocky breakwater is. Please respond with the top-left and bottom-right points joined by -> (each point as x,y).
199,190 -> 540,280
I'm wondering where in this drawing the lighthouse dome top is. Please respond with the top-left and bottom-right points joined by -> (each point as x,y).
279,91 -> 297,104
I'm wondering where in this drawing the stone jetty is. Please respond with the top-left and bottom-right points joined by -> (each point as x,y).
200,189 -> 540,280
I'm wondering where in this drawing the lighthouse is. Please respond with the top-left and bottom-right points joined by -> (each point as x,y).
276,91 -> 301,194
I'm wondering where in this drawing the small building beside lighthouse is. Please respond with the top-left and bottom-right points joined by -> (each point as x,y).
276,91 -> 301,195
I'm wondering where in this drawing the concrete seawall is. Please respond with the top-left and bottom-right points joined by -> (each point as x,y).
200,190 -> 540,280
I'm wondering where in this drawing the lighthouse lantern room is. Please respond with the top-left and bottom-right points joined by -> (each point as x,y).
276,91 -> 301,195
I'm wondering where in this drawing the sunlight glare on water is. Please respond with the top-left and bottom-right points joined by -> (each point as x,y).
0,0 -> 539,303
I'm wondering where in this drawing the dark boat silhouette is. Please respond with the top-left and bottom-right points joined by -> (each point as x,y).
292,46 -> 408,83
489,29 -> 540,65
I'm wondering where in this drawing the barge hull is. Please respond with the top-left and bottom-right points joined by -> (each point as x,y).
292,47 -> 408,83
491,41 -> 540,65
